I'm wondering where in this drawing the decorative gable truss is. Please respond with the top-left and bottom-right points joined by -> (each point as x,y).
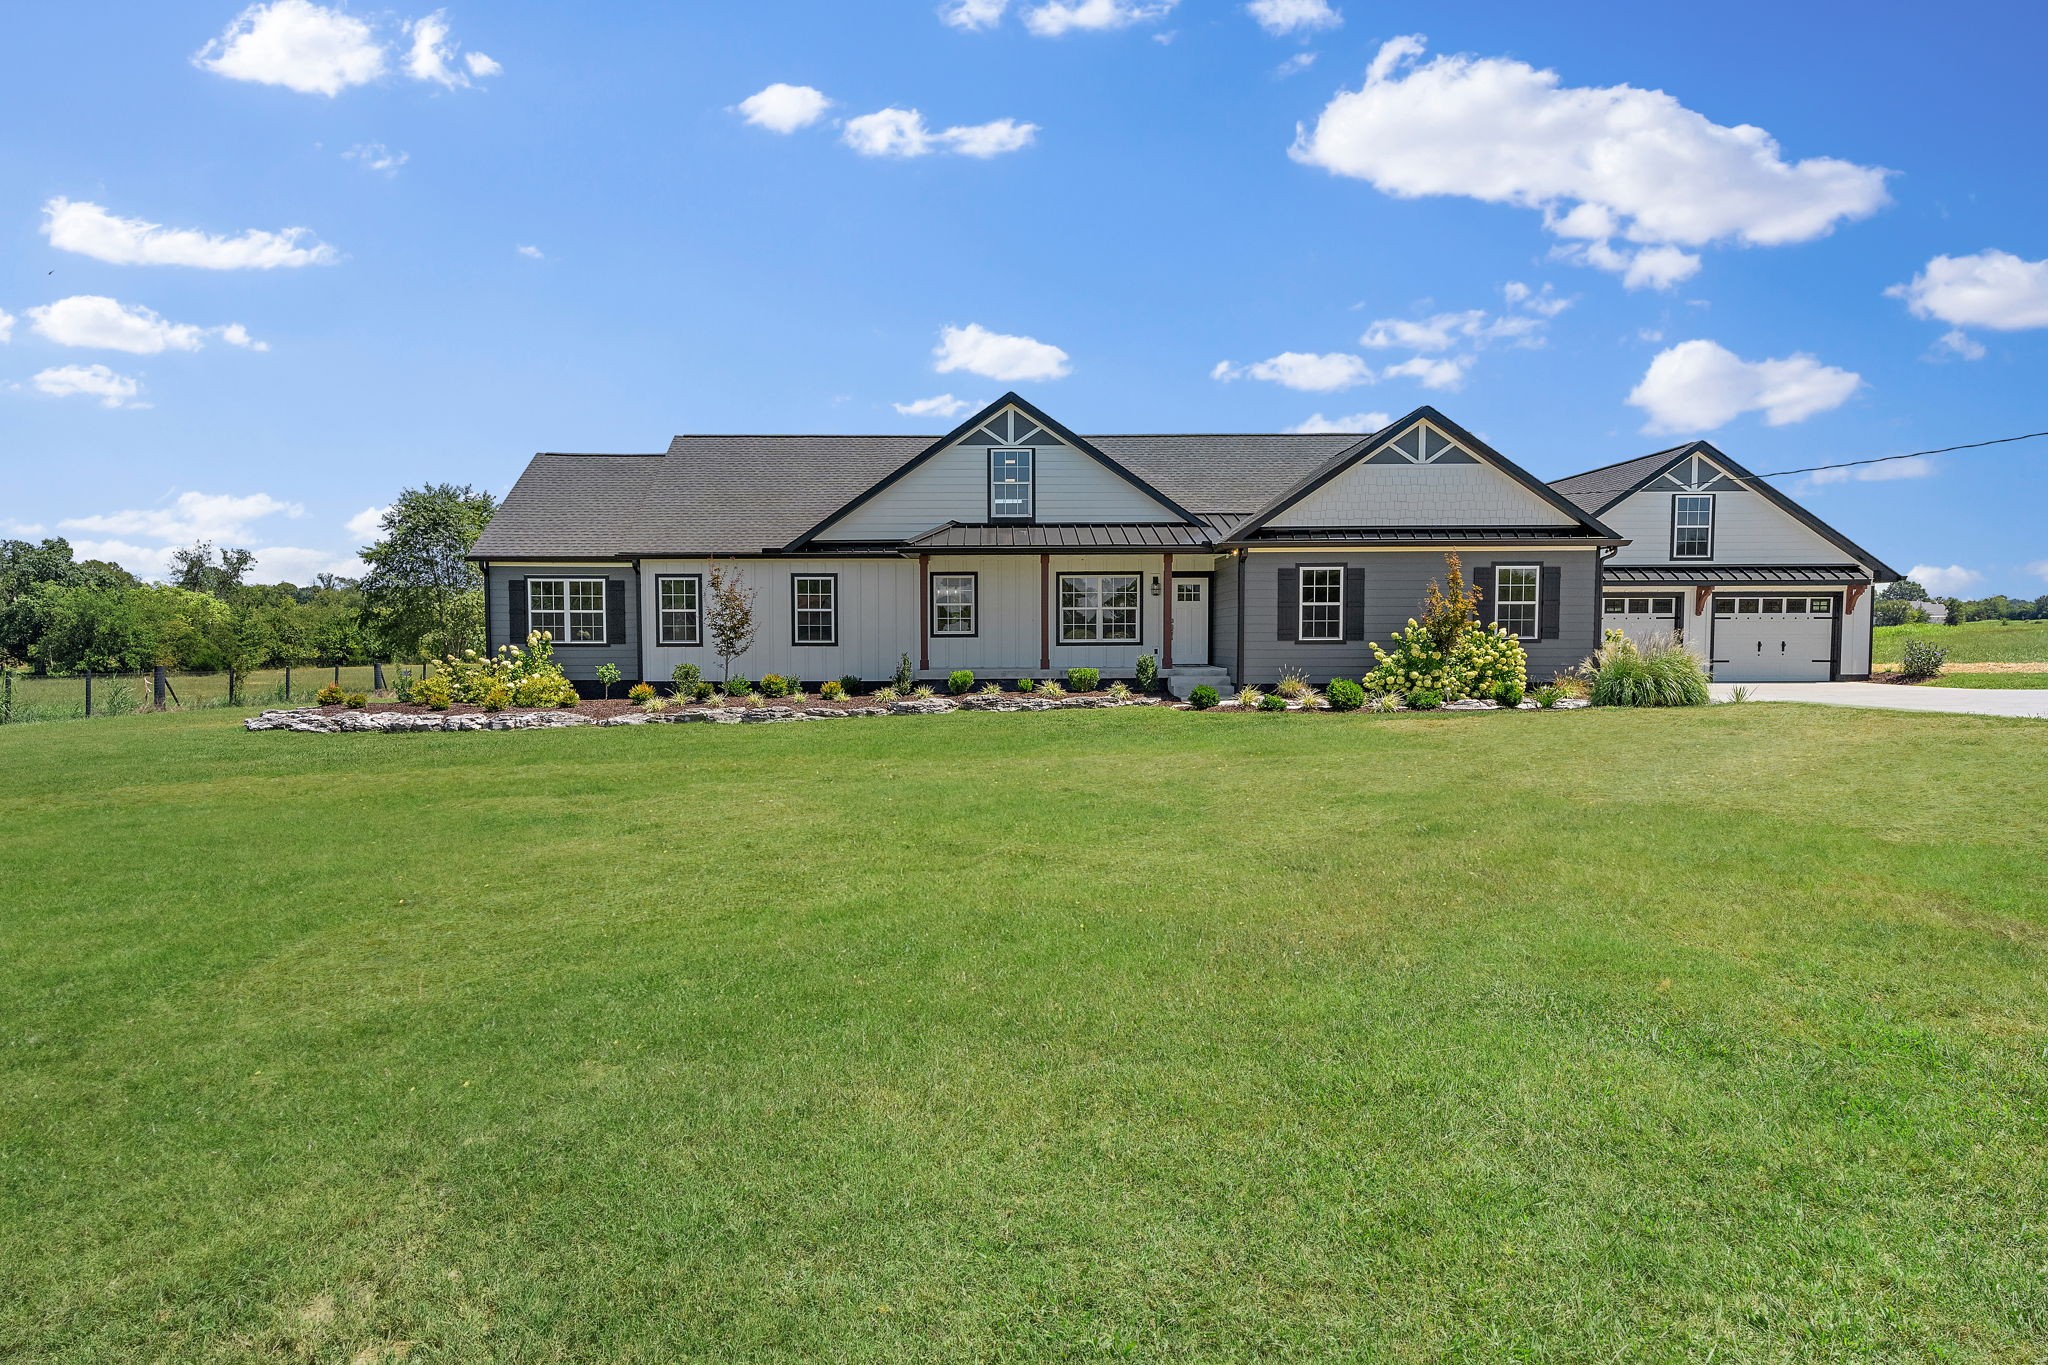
1653,450 -> 1739,493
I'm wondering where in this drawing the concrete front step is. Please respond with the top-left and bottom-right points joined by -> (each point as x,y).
1161,667 -> 1233,700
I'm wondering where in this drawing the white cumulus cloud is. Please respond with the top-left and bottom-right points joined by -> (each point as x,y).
1023,0 -> 1176,37
42,197 -> 337,270
515,244 -> 544,259
404,10 -> 497,87
1292,35 -> 1890,289
1274,52 -> 1317,78
33,364 -> 144,408
1380,355 -> 1469,390
735,83 -> 832,133
894,393 -> 977,419
343,142 -> 408,174
1909,564 -> 1984,598
62,491 -> 305,542
1248,0 -> 1339,35
193,0 -> 387,95
1212,351 -> 1374,392
1935,329 -> 1986,361
933,324 -> 1071,382
346,505 -> 390,540
1887,250 -> 2048,332
1627,339 -> 1860,434
941,0 -> 1009,29
27,296 -> 265,355
1284,410 -> 1388,434
842,108 -> 1037,158
1807,455 -> 1934,487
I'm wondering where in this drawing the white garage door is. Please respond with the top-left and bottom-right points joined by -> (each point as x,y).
1711,595 -> 1835,681
1602,593 -> 1683,649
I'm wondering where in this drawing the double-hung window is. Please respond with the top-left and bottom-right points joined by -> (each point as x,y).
1672,494 -> 1714,559
528,577 -> 607,644
990,449 -> 1034,520
931,573 -> 977,637
1298,566 -> 1343,642
1495,565 -> 1539,639
792,574 -> 838,646
1058,573 -> 1140,644
656,575 -> 701,646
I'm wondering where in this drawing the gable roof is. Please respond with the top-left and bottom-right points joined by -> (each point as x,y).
1549,440 -> 1901,580
786,392 -> 1202,546
1222,406 -> 1623,544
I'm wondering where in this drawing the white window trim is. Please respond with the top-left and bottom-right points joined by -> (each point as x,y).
1057,572 -> 1142,645
655,574 -> 701,647
1297,565 -> 1344,643
1672,493 -> 1715,560
791,573 -> 838,647
1496,564 -> 1540,640
930,572 -> 977,638
528,576 -> 608,646
990,448 -> 1034,521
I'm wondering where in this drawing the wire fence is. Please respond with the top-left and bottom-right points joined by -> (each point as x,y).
0,662 -> 435,725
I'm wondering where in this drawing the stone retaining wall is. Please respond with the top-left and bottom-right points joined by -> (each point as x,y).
244,694 -> 1164,734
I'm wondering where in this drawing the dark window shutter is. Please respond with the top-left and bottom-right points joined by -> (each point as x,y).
1343,565 -> 1366,641
509,577 -> 528,644
1540,565 -> 1563,639
607,578 -> 628,645
1277,565 -> 1297,641
1471,565 -> 1495,627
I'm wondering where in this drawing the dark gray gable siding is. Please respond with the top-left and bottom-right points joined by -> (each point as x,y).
487,563 -> 642,683
1237,549 -> 1600,685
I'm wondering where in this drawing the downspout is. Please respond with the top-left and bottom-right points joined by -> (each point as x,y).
631,556 -> 645,685
1234,547 -> 1246,687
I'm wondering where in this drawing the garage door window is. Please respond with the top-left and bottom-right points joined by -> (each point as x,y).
1714,596 -> 1830,615
1604,595 -> 1677,615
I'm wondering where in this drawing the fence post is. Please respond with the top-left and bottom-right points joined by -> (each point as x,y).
373,661 -> 386,691
154,666 -> 167,709
333,663 -> 341,686
1,667 -> 12,724
227,667 -> 237,704
85,669 -> 94,718
284,664 -> 292,700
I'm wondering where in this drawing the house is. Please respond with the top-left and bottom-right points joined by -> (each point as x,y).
1550,443 -> 1899,681
469,394 -> 1893,692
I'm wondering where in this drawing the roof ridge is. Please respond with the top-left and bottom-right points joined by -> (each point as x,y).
1550,442 -> 1695,485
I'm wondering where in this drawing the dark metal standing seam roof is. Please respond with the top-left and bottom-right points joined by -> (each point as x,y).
902,521 -> 1224,551
1602,565 -> 1874,584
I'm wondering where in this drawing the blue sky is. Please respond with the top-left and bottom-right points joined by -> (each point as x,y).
4,0 -> 2044,596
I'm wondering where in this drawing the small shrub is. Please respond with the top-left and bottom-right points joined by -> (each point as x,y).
1326,678 -> 1365,711
1066,666 -> 1100,693
980,681 -> 1003,695
1409,688 -> 1444,710
741,691 -> 766,709
872,686 -> 900,703
1036,680 -> 1067,700
414,672 -> 453,710
315,682 -> 346,707
344,692 -> 368,709
480,682 -> 510,712
692,680 -> 716,702
595,662 -> 622,699
1274,670 -> 1312,700
1106,680 -> 1132,701
1493,680 -> 1525,708
1369,693 -> 1402,712
511,672 -> 578,708
758,673 -> 790,698
724,675 -> 752,698
671,662 -> 702,695
1017,677 -> 1037,693
1188,684 -> 1219,710
1531,684 -> 1562,709
820,679 -> 846,701
1134,653 -> 1158,693
894,653 -> 914,691
837,674 -> 862,697
910,683 -> 936,700
1901,638 -> 1948,679
391,670 -> 414,703
628,682 -> 657,704
1236,686 -> 1265,709
948,669 -> 975,695
1259,692 -> 1289,712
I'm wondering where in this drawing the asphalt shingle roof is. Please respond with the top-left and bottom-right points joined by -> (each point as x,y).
1547,444 -> 1691,515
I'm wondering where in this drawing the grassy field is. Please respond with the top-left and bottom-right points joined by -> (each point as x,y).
1874,618 -> 2048,666
5,706 -> 2047,1361
6,664 -> 393,722
1926,671 -> 2048,690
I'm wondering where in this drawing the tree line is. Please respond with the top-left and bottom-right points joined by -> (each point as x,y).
1876,578 -> 2048,628
0,485 -> 497,676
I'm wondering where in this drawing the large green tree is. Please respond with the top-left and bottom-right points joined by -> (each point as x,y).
357,484 -> 497,660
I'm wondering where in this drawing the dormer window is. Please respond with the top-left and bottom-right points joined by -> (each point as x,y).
990,448 -> 1034,520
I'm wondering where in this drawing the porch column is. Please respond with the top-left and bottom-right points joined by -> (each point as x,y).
919,554 -> 931,671
1039,553 -> 1051,671
1161,553 -> 1175,670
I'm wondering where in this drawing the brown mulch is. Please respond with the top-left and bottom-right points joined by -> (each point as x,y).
298,690 -> 1134,720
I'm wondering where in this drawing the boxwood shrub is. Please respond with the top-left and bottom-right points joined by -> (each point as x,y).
1066,666 -> 1101,693
948,669 -> 975,695
1188,684 -> 1219,709
1325,678 -> 1365,711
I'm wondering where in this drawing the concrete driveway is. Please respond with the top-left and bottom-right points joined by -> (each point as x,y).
1710,681 -> 2048,719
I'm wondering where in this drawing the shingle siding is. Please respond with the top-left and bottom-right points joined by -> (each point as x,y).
1270,461 -> 1578,529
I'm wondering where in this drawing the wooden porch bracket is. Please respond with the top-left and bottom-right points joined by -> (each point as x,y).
1161,553 -> 1175,671
1039,553 -> 1051,671
1845,582 -> 1868,615
919,553 -> 930,671
1694,584 -> 1713,616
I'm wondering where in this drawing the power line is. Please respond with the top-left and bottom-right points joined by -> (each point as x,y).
1561,428 -> 2048,499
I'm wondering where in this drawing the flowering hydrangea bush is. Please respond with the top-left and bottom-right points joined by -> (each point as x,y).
1362,554 -> 1530,703
1364,620 -> 1464,699
441,631 -> 579,708
1451,623 -> 1528,702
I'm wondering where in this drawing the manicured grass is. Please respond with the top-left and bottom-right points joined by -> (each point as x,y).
5,706 -> 2047,1360
1923,671 -> 2048,689
1875,617 -> 2048,665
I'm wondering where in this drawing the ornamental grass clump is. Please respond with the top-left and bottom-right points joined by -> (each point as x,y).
1236,685 -> 1265,709
1106,680 -> 1132,701
1586,631 -> 1709,707
1036,680 -> 1066,700
1274,670 -> 1312,700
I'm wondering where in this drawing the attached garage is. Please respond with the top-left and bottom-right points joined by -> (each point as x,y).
1710,594 -> 1837,682
1601,592 -> 1683,649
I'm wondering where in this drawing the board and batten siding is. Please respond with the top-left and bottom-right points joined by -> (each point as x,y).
817,433 -> 1182,542
1237,548 -> 1601,685
485,562 -> 640,682
1268,462 -> 1579,529
1212,554 -> 1240,679
1602,486 -> 1843,566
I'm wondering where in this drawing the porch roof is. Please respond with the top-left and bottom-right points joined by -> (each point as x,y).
900,521 -> 1221,551
1603,565 -> 1872,584
1239,526 -> 1626,547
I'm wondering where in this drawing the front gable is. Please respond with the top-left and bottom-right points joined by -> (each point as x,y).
1600,442 -> 1891,571
1247,411 -> 1602,534
795,393 -> 1196,546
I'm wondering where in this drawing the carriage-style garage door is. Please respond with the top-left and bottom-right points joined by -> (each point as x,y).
1602,593 -> 1682,650
1710,595 -> 1835,682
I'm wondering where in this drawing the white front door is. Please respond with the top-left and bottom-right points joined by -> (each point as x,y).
1710,594 -> 1835,681
1171,578 -> 1210,666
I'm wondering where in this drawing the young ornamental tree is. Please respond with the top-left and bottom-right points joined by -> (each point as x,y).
706,559 -> 757,684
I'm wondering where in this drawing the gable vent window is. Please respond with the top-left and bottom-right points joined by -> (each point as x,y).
529,577 -> 607,644
792,575 -> 838,646
1495,565 -> 1539,639
1672,494 -> 1715,559
990,449 -> 1034,520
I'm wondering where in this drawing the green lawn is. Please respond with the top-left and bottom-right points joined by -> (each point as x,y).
1875,617 -> 2048,666
7,664 -> 391,722
1924,671 -> 2048,689
5,706 -> 2047,1361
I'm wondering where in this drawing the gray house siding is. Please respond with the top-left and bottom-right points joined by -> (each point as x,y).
1212,554 -> 1240,678
485,562 -> 641,683
1237,549 -> 1601,685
